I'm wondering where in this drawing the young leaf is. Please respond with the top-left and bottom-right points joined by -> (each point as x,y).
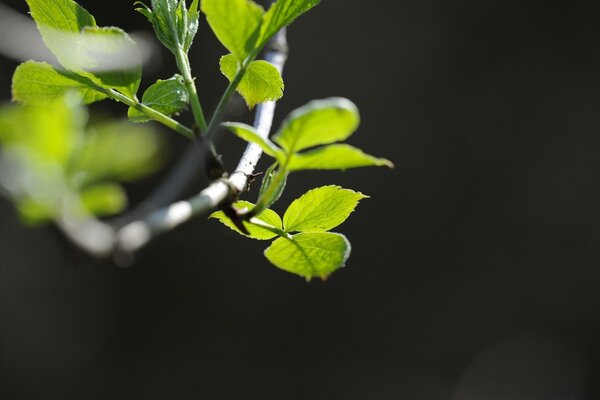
283,185 -> 368,233
220,54 -> 284,108
264,232 -> 351,280
70,121 -> 162,185
80,183 -> 127,216
287,144 -> 394,171
258,0 -> 320,46
76,26 -> 142,99
209,200 -> 282,240
273,97 -> 360,153
258,163 -> 287,209
128,75 -> 189,122
222,122 -> 282,158
184,0 -> 200,51
26,0 -> 97,69
12,61 -> 107,105
201,0 -> 264,60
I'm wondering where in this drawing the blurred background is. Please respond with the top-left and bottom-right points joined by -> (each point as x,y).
2,0 -> 600,398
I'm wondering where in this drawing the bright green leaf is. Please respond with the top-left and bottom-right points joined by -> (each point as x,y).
184,0 -> 200,51
209,200 -> 282,240
80,183 -> 127,216
70,121 -> 162,185
0,95 -> 84,165
258,163 -> 287,210
128,75 -> 189,122
264,232 -> 350,280
288,144 -> 394,171
220,54 -> 284,108
222,122 -> 282,158
76,26 -> 142,98
283,185 -> 367,233
12,61 -> 107,105
202,0 -> 264,59
258,0 -> 320,46
273,97 -> 359,153
26,0 -> 97,69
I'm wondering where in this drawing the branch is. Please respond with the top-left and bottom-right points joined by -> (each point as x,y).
56,29 -> 289,259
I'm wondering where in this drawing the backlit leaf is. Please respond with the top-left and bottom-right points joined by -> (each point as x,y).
210,200 -> 282,240
128,75 -> 189,122
273,97 -> 359,153
287,144 -> 393,171
12,61 -> 107,105
201,0 -> 263,59
220,54 -> 284,108
264,232 -> 350,280
283,185 -> 367,232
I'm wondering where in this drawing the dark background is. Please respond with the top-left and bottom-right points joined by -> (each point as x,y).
2,0 -> 600,398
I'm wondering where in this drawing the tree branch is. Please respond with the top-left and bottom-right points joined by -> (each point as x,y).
56,28 -> 289,259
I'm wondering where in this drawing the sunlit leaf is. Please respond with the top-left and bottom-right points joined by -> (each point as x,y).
80,183 -> 127,216
258,0 -> 320,46
222,121 -> 282,158
201,0 -> 263,59
210,200 -> 282,240
273,97 -> 359,153
287,144 -> 394,171
128,75 -> 189,122
220,54 -> 284,108
12,61 -> 107,105
283,185 -> 368,232
264,232 -> 350,280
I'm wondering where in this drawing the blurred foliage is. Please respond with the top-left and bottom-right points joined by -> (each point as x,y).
0,93 -> 162,225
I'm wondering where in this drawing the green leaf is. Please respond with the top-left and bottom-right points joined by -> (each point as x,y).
128,75 -> 189,122
288,144 -> 394,171
26,0 -> 97,69
0,95 -> 84,165
258,163 -> 287,209
76,26 -> 142,98
273,97 -> 360,153
264,232 -> 350,280
80,183 -> 127,216
222,122 -> 282,158
283,185 -> 367,233
220,54 -> 284,108
209,200 -> 282,240
70,121 -> 162,185
12,61 -> 107,106
258,0 -> 320,46
184,0 -> 200,51
201,0 -> 264,59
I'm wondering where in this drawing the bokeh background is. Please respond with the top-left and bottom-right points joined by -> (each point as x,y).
2,0 -> 600,398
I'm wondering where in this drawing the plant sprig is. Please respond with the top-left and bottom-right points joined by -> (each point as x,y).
2,0 -> 394,280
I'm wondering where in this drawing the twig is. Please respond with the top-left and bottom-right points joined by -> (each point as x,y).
56,29 -> 289,258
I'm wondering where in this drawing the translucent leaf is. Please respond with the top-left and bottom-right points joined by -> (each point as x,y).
80,183 -> 127,216
201,0 -> 263,59
26,0 -> 142,98
258,163 -> 287,210
70,121 -> 162,185
26,0 -> 97,67
0,95 -> 84,165
283,185 -> 367,233
128,75 -> 189,122
258,0 -> 320,46
222,122 -> 282,158
210,200 -> 282,240
220,54 -> 284,108
264,232 -> 350,280
76,26 -> 142,98
273,97 -> 359,153
12,61 -> 107,105
288,144 -> 394,171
